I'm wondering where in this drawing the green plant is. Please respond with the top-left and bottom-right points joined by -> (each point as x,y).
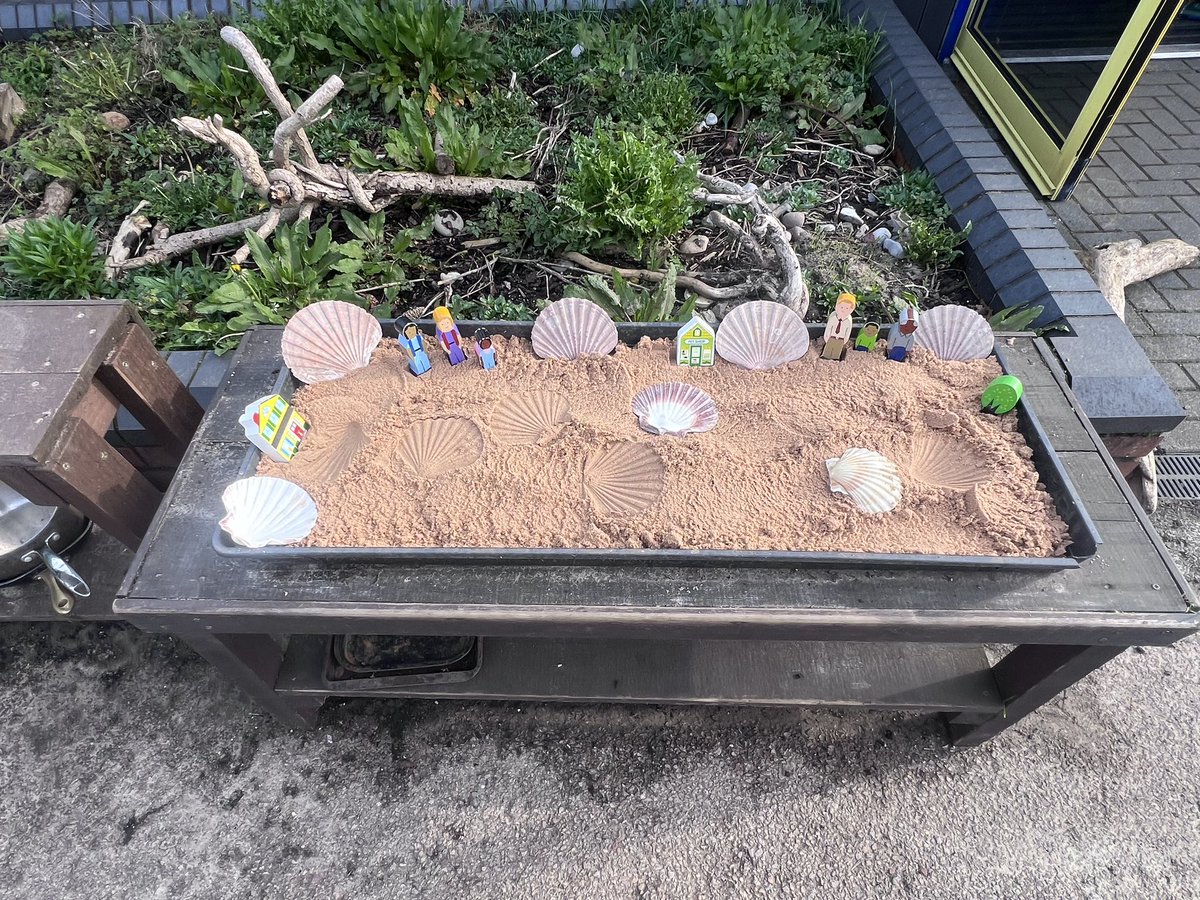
375,98 -> 529,179
197,221 -> 362,338
11,110 -> 130,190
1,217 -> 106,300
449,294 -> 535,321
463,89 -> 542,160
608,71 -> 699,140
164,43 -> 291,122
989,302 -> 1045,333
0,41 -> 60,114
304,0 -> 496,113
149,166 -> 264,231
125,257 -> 229,350
563,265 -> 694,323
877,170 -> 949,221
247,0 -> 340,80
338,209 -> 433,314
559,127 -> 698,263
695,0 -> 822,122
470,191 -> 565,253
57,36 -> 146,109
904,218 -> 972,268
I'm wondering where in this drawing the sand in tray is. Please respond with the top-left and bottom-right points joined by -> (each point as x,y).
257,335 -> 1071,558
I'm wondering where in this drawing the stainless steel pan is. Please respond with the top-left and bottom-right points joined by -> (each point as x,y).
0,483 -> 92,614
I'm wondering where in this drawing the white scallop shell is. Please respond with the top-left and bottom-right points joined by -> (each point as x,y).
531,297 -> 618,360
582,442 -> 665,517
394,417 -> 484,479
906,434 -> 990,492
715,300 -> 810,370
220,476 -> 317,548
281,301 -> 383,383
914,305 -> 994,362
631,383 -> 718,436
826,448 -> 902,514
490,392 -> 573,445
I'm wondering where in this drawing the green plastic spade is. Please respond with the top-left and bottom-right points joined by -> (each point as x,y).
981,375 -> 1023,415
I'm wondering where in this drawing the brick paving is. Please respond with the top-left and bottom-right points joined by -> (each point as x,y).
1048,58 -> 1200,451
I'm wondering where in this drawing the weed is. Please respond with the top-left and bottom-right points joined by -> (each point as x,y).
9,110 -> 130,190
338,209 -> 433,314
304,0 -> 496,113
564,265 -> 694,322
905,217 -> 972,267
164,43 -> 289,123
1,217 -> 106,300
0,40 -> 60,114
449,294 -> 535,321
876,170 -> 949,221
125,257 -> 228,350
608,71 -> 699,141
559,127 -> 698,263
57,35 -> 148,110
470,191 -> 564,253
198,220 -> 362,339
378,98 -> 530,179
148,166 -> 265,231
463,89 -> 543,160
989,302 -> 1045,333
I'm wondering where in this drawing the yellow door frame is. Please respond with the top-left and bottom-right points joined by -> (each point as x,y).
953,0 -> 1185,199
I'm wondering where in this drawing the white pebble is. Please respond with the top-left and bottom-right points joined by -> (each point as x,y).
571,43 -> 584,58
882,238 -> 906,258
839,206 -> 864,226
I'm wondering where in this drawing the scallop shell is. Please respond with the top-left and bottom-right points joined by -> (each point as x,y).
582,442 -> 665,518
490,392 -> 573,445
281,301 -> 383,383
220,476 -> 317,548
906,434 -> 990,492
531,297 -> 619,360
715,300 -> 810,370
394,417 -> 484,479
631,383 -> 718,436
825,448 -> 902,514
914,305 -> 994,362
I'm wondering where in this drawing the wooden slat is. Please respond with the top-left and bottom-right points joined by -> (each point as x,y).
0,373 -> 93,463
97,325 -> 204,457
0,301 -> 130,376
1059,451 -> 1137,523
276,635 -> 1004,712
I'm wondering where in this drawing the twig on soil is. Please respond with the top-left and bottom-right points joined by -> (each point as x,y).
0,179 -> 77,241
104,200 -> 151,279
561,251 -> 756,300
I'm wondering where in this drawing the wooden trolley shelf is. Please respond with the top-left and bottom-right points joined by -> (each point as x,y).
276,635 -> 1004,713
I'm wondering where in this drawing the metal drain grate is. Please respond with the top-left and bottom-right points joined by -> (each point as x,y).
1156,454 -> 1200,500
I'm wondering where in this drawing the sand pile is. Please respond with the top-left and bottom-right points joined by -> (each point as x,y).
258,335 -> 1070,558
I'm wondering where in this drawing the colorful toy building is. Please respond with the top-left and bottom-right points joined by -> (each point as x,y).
676,316 -> 716,367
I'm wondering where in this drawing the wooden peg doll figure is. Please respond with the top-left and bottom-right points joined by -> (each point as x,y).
886,304 -> 920,362
821,292 -> 857,360
474,329 -> 497,370
432,305 -> 468,366
398,319 -> 432,376
854,321 -> 881,351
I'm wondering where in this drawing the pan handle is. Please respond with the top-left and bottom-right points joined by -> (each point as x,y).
21,532 -> 91,616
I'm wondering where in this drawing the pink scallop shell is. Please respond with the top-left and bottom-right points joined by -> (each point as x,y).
913,305 -> 994,362
531,297 -> 618,360
715,300 -> 810,370
631,382 -> 718,436
282,301 -> 383,384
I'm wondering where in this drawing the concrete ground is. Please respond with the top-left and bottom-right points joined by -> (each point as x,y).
0,501 -> 1198,900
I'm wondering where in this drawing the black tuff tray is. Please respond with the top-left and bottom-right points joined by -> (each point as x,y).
213,321 -> 1101,571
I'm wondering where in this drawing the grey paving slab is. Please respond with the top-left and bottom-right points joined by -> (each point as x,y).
1048,58 -> 1200,451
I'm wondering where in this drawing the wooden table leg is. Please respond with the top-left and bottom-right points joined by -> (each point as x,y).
37,416 -> 161,549
97,324 -> 204,461
184,631 -> 323,728
946,644 -> 1125,747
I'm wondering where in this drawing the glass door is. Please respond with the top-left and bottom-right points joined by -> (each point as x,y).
953,0 -> 1186,199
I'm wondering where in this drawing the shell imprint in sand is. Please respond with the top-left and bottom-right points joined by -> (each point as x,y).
715,300 -> 810,370
220,476 -> 318,548
631,382 -> 719,436
582,442 -> 665,518
490,392 -> 573,445
394,417 -> 484,479
906,434 -> 991,492
281,300 -> 383,384
826,448 -> 902,514
531,297 -> 619,360
303,398 -> 375,483
309,422 -> 372,484
914,305 -> 994,362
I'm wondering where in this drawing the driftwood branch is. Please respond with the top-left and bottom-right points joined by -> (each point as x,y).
105,201 -> 151,279
1082,238 -> 1200,320
561,251 -> 756,301
117,29 -> 536,271
704,209 -> 765,265
751,213 -> 809,316
0,179 -> 77,241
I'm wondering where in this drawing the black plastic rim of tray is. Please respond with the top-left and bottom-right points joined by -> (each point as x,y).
211,321 -> 1102,571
